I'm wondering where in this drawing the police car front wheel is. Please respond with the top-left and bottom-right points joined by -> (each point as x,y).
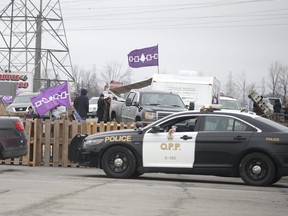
101,146 -> 137,178
239,153 -> 276,186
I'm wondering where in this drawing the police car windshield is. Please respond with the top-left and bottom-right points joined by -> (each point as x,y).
140,93 -> 185,108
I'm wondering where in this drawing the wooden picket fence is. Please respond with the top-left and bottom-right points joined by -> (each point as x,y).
0,119 -> 135,167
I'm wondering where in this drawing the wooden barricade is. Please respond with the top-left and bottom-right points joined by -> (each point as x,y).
1,119 -> 135,167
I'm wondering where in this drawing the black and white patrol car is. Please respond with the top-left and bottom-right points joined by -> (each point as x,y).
68,109 -> 288,186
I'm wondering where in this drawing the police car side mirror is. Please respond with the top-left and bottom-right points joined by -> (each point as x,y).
150,126 -> 163,133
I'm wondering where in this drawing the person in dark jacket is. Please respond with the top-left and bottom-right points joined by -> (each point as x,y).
104,96 -> 112,122
284,102 -> 288,122
73,88 -> 89,120
96,93 -> 105,123
273,99 -> 282,122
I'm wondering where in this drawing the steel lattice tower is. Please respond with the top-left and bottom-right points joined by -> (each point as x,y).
0,0 -> 74,91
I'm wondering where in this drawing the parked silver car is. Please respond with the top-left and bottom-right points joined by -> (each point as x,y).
88,97 -> 98,118
6,93 -> 38,114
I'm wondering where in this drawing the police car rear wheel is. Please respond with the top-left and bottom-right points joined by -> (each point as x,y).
102,146 -> 136,178
239,153 -> 275,186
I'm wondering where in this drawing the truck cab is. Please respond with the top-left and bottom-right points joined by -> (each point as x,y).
110,90 -> 187,124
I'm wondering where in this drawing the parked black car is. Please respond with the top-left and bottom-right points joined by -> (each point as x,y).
0,116 -> 28,159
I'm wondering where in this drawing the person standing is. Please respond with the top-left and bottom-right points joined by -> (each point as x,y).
284,102 -> 288,122
273,99 -> 282,122
96,93 -> 105,123
74,88 -> 89,120
24,106 -> 39,120
104,97 -> 112,122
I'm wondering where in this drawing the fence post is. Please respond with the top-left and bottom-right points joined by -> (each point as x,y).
62,120 -> 69,167
33,119 -> 43,166
99,122 -> 105,132
23,120 -> 32,165
44,120 -> 52,166
53,120 -> 60,166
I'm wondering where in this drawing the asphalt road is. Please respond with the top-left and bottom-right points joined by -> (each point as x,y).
0,165 -> 288,216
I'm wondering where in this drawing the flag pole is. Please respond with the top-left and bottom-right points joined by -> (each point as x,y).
157,44 -> 160,74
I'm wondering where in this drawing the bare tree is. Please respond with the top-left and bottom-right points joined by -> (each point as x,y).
100,61 -> 131,85
279,65 -> 288,104
225,71 -> 236,97
71,65 -> 82,93
268,62 -> 282,97
71,65 -> 100,99
234,71 -> 257,106
235,72 -> 248,106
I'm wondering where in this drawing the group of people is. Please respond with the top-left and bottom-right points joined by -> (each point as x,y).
73,89 -> 112,123
96,93 -> 112,123
23,88 -> 112,122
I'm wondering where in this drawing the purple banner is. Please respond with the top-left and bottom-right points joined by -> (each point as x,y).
128,45 -> 158,68
1,95 -> 13,105
31,81 -> 70,116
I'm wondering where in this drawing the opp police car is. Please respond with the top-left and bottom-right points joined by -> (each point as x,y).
68,106 -> 288,186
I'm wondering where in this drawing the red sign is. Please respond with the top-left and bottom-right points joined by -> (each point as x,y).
110,81 -> 122,89
0,72 -> 33,92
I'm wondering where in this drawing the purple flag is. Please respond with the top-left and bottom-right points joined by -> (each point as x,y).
128,45 -> 158,68
31,81 -> 70,116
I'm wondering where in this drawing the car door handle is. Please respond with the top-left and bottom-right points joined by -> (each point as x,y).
234,136 -> 247,141
180,135 -> 193,140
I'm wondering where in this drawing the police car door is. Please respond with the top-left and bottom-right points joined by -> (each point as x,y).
143,115 -> 198,168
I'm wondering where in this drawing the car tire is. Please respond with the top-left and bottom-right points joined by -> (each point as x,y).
132,171 -> 144,178
271,176 -> 282,184
239,153 -> 276,186
102,146 -> 136,178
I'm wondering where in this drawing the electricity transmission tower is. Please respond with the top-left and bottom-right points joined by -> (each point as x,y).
0,0 -> 74,91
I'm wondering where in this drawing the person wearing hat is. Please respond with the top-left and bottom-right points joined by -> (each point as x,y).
96,93 -> 106,123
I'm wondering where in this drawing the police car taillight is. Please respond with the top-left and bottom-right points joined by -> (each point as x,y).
14,121 -> 24,131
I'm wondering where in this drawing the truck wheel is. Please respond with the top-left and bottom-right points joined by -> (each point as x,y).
101,146 -> 136,178
239,153 -> 275,186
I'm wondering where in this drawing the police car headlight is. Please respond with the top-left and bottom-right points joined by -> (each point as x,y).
83,139 -> 102,148
145,112 -> 156,120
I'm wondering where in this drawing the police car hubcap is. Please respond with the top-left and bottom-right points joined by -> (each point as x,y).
252,165 -> 262,175
114,158 -> 123,167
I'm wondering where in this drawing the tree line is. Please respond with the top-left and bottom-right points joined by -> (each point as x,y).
70,61 -> 131,99
225,61 -> 288,106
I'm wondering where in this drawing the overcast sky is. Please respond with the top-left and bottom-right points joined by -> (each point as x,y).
1,0 -> 288,93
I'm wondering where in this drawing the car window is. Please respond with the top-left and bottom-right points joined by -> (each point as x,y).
203,116 -> 255,132
220,99 -> 241,110
132,93 -> 139,104
155,116 -> 198,133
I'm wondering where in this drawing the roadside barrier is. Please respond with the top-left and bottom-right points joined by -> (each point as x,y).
0,119 -> 135,167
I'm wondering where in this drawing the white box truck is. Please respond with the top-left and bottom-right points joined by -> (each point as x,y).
150,74 -> 221,110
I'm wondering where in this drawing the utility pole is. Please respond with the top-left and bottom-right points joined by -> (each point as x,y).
34,0 -> 43,92
0,0 -> 74,92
